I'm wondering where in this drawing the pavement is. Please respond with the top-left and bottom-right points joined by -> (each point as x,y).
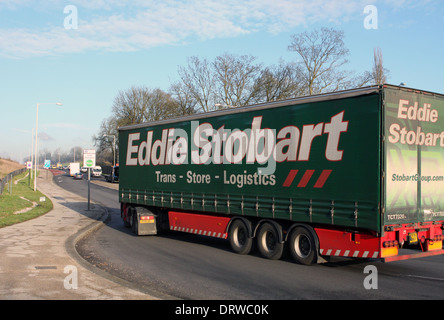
0,170 -> 158,300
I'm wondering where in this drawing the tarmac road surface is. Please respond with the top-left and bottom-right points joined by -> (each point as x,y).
54,172 -> 444,300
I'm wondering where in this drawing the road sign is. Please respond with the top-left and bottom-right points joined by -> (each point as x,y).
83,149 -> 96,168
26,161 -> 32,169
44,160 -> 51,169
83,149 -> 96,211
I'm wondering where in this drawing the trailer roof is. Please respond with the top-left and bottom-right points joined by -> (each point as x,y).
118,84 -> 443,131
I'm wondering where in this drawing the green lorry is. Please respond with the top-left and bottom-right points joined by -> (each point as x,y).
119,85 -> 444,264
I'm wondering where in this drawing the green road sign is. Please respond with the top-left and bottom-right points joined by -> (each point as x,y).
83,149 -> 96,168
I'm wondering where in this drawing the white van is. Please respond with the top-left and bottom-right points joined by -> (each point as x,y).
92,166 -> 102,177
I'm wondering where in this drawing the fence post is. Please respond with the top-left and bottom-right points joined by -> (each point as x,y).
0,167 -> 26,195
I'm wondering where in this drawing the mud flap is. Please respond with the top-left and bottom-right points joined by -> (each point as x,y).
132,207 -> 157,236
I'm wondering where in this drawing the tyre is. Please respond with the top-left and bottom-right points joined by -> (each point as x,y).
131,208 -> 139,235
229,219 -> 253,255
289,227 -> 318,265
256,222 -> 283,260
122,204 -> 131,228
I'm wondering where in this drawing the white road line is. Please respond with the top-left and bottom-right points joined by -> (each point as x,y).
405,275 -> 444,282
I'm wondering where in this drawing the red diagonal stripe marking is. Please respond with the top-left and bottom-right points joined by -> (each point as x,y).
297,170 -> 315,188
282,169 -> 298,187
314,170 -> 332,188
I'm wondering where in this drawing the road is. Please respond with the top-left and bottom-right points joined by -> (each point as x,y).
53,170 -> 444,300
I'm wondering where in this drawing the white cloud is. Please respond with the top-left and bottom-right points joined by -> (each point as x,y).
0,0 -> 372,58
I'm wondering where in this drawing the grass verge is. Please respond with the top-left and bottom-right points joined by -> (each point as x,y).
0,171 -> 53,228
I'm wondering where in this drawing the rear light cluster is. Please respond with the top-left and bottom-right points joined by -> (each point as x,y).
383,240 -> 399,248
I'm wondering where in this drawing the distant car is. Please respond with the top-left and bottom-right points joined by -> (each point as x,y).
80,167 -> 87,173
73,172 -> 83,180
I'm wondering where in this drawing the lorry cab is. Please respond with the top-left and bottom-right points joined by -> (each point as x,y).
106,165 -> 119,182
92,166 -> 102,177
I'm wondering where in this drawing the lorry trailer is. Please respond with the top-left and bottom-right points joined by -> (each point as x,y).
118,84 -> 444,264
69,162 -> 80,177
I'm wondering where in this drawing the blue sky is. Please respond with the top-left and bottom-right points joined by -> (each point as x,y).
0,0 -> 443,163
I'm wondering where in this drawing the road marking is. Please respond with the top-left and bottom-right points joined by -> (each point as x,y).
405,275 -> 444,282
35,266 -> 57,270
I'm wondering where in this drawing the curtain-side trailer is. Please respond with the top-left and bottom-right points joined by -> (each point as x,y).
118,85 -> 444,265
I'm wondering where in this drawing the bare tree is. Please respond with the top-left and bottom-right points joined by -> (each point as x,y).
178,56 -> 215,113
176,53 -> 265,111
93,86 -> 188,164
253,60 -> 305,103
111,86 -> 151,127
68,146 -> 83,162
169,81 -> 197,116
110,86 -> 185,127
212,53 -> 263,107
92,116 -> 118,165
372,47 -> 389,85
288,27 -> 350,95
147,88 -> 186,122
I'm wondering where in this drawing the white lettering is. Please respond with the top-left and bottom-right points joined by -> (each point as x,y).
187,170 -> 211,184
247,117 -> 275,164
151,129 -> 168,165
191,123 -> 213,164
219,304 -> 269,315
275,126 -> 299,162
138,131 -> 153,166
324,111 -> 348,161
126,133 -> 140,166
126,112 -> 351,167
397,99 -> 439,123
175,304 -> 209,317
225,130 -> 249,164
298,123 -> 324,161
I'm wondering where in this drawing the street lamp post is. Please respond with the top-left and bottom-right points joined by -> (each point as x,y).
31,128 -> 34,180
34,102 -> 63,192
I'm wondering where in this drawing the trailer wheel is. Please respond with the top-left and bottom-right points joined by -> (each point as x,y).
289,227 -> 317,265
257,223 -> 283,260
131,208 -> 139,235
122,204 -> 131,228
229,219 -> 253,255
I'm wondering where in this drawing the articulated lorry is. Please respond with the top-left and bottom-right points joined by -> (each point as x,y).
69,162 -> 80,176
118,85 -> 444,264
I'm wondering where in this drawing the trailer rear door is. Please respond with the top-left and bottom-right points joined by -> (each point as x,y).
384,86 -> 444,225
